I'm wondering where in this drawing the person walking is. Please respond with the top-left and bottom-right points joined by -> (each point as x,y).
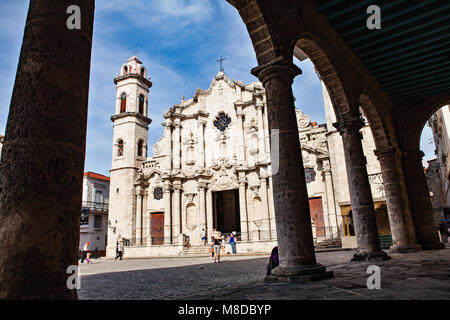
230,232 -> 236,254
213,236 -> 222,263
201,228 -> 206,246
221,235 -> 226,255
80,241 -> 89,264
115,241 -> 123,260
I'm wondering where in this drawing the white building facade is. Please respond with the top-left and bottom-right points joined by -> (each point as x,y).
80,172 -> 110,255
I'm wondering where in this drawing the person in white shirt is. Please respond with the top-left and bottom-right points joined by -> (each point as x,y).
201,229 -> 206,245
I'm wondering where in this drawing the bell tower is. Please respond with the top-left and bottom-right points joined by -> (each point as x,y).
107,55 -> 152,257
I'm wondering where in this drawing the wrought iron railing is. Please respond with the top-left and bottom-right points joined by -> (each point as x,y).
368,172 -> 385,197
81,201 -> 109,211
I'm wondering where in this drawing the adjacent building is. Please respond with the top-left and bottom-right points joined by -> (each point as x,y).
426,105 -> 450,221
80,171 -> 110,255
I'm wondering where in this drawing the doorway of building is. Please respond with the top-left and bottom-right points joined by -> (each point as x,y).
213,189 -> 241,234
150,212 -> 164,245
309,197 -> 325,237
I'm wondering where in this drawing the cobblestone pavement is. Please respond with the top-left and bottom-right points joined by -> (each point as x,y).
77,248 -> 450,300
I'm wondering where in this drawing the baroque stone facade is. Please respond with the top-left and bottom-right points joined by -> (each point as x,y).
106,56 -> 392,257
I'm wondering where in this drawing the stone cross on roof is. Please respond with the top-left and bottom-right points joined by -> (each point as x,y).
217,56 -> 226,72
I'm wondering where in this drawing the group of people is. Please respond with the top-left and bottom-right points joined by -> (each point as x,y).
201,228 -> 237,263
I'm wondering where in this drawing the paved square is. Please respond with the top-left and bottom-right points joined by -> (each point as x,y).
77,248 -> 450,300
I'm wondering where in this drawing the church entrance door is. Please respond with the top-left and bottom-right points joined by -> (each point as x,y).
150,212 -> 164,245
309,197 -> 325,237
213,189 -> 241,234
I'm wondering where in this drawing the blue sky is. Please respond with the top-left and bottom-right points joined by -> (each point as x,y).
0,0 -> 435,175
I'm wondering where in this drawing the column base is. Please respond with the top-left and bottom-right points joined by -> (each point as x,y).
389,244 -> 422,253
351,250 -> 391,262
421,242 -> 445,250
265,264 -> 333,283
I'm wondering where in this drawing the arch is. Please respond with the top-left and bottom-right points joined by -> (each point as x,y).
120,92 -> 127,113
117,139 -> 124,156
359,94 -> 392,150
140,67 -> 146,78
121,65 -> 128,75
417,98 -> 450,152
294,36 -> 352,120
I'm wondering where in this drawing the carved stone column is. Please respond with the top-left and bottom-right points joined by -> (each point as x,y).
172,184 -> 182,244
0,0 -> 95,299
164,121 -> 173,171
238,177 -> 249,241
259,174 -> 271,239
206,187 -> 213,240
321,161 -> 338,237
163,184 -> 172,244
374,147 -> 421,252
135,186 -> 143,245
235,102 -> 246,165
402,150 -> 445,250
197,120 -> 206,168
256,102 -> 266,162
198,182 -> 207,232
173,120 -> 181,171
252,58 -> 332,281
334,115 -> 389,261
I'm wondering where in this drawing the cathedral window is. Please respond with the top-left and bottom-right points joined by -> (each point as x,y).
305,167 -> 316,183
137,139 -> 144,157
140,67 -> 146,77
153,187 -> 163,200
213,112 -> 231,132
117,139 -> 124,156
120,93 -> 127,113
138,94 -> 145,114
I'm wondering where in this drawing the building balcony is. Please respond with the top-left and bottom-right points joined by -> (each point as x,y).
81,201 -> 109,212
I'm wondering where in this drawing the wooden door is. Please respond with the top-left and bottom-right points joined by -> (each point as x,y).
150,212 -> 164,245
309,197 -> 325,237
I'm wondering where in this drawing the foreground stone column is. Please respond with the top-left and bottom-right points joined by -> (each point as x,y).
402,150 -> 445,250
374,147 -> 420,252
0,0 -> 95,299
252,58 -> 332,281
334,116 -> 390,261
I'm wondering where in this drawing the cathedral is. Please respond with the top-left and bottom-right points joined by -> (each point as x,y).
106,56 -> 391,258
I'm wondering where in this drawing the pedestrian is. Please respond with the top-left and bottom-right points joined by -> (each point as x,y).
230,232 -> 236,254
80,241 -> 89,264
221,235 -> 226,255
115,241 -> 123,260
213,236 -> 222,263
201,228 -> 206,246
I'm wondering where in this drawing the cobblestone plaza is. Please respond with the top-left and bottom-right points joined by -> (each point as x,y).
78,248 -> 450,300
